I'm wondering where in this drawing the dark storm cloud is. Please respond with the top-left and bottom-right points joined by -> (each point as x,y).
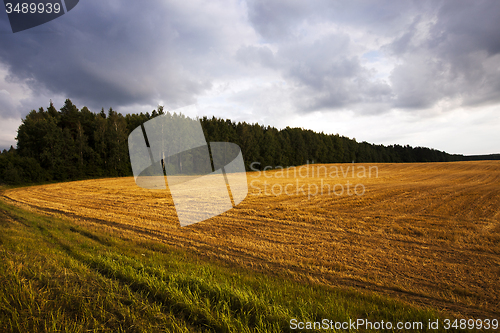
386,0 -> 500,109
245,0 -> 310,41
276,33 -> 392,111
0,0 -> 228,115
431,0 -> 500,56
246,0 -> 421,41
1,0 -> 499,120
244,0 -> 416,111
246,0 -> 500,113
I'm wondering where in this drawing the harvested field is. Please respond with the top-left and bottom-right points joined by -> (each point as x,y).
3,161 -> 500,317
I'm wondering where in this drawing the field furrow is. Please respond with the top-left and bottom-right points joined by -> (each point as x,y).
4,161 -> 500,317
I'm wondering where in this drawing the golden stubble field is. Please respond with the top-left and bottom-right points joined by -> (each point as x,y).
3,161 -> 500,317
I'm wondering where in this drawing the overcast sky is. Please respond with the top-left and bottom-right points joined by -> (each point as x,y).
1,0 -> 499,155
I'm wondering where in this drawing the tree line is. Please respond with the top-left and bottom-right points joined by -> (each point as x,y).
0,99 -> 497,185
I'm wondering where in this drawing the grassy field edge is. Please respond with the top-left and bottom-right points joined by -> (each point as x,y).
0,198 -> 477,332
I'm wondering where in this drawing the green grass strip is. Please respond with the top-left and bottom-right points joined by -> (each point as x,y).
0,200 -> 473,332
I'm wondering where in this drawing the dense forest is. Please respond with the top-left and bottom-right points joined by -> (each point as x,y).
0,99 -> 498,185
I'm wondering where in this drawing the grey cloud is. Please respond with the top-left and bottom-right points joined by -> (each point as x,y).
246,0 -> 312,41
0,0 -> 244,115
246,0 -> 500,113
0,90 -> 17,117
430,0 -> 500,56
246,0 -> 425,41
243,0 -> 428,113
235,45 -> 277,68
387,16 -> 421,55
276,33 -> 392,111
431,0 -> 500,107
387,0 -> 500,109
1,0 -> 499,123
390,56 -> 449,109
294,75 -> 393,112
